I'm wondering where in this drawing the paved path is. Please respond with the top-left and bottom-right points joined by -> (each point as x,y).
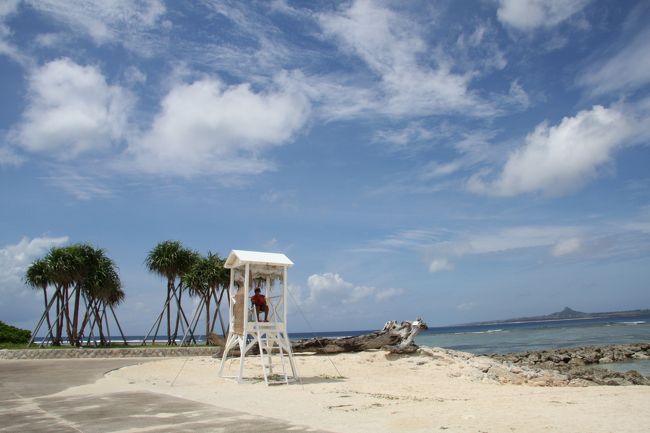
0,359 -> 331,433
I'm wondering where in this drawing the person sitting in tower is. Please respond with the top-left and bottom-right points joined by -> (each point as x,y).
251,287 -> 269,322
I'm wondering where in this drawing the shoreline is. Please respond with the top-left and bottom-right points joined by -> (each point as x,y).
490,342 -> 650,385
48,346 -> 650,433
3,341 -> 649,386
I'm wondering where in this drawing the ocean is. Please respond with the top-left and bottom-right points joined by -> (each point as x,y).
415,314 -> 650,376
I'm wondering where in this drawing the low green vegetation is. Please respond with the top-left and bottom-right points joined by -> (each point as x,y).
0,320 -> 31,344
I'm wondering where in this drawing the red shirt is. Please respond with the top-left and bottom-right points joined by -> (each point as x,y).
251,293 -> 266,307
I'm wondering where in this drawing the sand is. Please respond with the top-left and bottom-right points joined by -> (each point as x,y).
57,347 -> 650,433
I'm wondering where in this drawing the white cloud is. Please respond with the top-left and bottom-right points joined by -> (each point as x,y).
0,236 -> 68,295
505,80 -> 530,110
454,22 -> 507,72
26,0 -> 166,53
578,26 -> 650,96
318,0 -> 491,118
34,32 -> 68,48
304,272 -> 403,306
468,104 -> 644,197
13,58 -> 133,158
373,122 -> 436,151
429,258 -> 453,273
43,171 -> 113,200
375,287 -> 404,302
376,229 -> 442,249
0,0 -> 19,16
420,161 -> 463,179
124,72 -> 310,177
0,0 -> 29,65
123,66 -> 147,85
374,225 -> 580,271
497,0 -> 590,31
457,226 -> 578,256
552,237 -> 582,256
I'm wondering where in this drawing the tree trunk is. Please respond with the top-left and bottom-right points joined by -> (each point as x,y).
95,304 -> 105,346
63,286 -> 74,345
205,292 -> 211,345
54,288 -> 62,345
79,296 -> 95,345
292,319 -> 428,354
173,284 -> 182,343
166,278 -> 173,345
42,286 -> 52,341
71,284 -> 82,346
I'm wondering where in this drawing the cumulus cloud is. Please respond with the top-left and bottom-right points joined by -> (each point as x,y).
303,273 -> 403,306
318,0 -> 491,117
0,236 -> 68,295
552,237 -> 582,256
468,104 -> 644,197
13,58 -> 133,158
124,73 -> 310,177
497,0 -> 590,31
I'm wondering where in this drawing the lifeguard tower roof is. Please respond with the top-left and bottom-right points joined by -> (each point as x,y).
224,250 -> 294,269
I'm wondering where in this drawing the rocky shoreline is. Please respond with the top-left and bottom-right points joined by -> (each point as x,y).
489,343 -> 650,385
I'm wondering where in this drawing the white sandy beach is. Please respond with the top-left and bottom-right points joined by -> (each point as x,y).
54,347 -> 650,433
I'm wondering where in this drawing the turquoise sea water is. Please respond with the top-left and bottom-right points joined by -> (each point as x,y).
415,315 -> 650,376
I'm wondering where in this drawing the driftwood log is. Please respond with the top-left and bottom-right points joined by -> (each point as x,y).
291,318 -> 428,354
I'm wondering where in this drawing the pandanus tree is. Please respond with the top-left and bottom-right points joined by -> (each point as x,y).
183,252 -> 229,342
145,241 -> 198,344
26,244 -> 126,347
25,259 -> 53,343
78,249 -> 125,346
43,246 -> 80,345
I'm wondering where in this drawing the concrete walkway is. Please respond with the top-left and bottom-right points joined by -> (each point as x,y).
0,359 -> 331,432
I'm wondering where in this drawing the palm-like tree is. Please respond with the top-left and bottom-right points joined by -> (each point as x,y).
145,241 -> 198,344
25,259 -> 53,341
44,246 -> 80,345
184,252 -> 229,342
27,244 -> 126,347
78,248 -> 124,346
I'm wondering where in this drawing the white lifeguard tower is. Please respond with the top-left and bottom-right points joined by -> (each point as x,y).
218,250 -> 299,385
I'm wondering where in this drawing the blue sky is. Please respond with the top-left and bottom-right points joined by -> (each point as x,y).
1,0 -> 650,334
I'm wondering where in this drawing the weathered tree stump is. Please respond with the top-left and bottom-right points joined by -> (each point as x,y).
291,318 -> 428,354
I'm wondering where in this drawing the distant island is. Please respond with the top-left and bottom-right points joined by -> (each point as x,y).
466,307 -> 650,326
